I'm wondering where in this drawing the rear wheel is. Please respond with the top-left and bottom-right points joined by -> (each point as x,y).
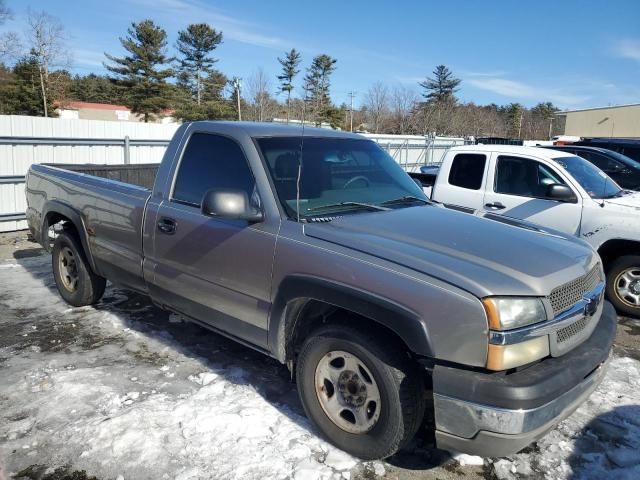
606,255 -> 640,318
52,232 -> 106,306
296,324 -> 425,460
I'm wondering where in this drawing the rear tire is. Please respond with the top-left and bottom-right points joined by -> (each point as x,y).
606,255 -> 640,318
296,324 -> 425,460
52,231 -> 106,307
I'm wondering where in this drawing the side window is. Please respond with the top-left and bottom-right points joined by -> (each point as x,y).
495,156 -> 566,198
584,152 -> 609,170
448,154 -> 486,190
173,133 -> 255,207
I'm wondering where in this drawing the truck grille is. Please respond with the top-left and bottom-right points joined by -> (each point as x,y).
548,266 -> 602,316
556,316 -> 590,343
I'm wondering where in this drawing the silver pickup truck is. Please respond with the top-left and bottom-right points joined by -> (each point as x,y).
25,122 -> 615,460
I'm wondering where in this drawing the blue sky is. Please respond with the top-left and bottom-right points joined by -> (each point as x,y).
2,0 -> 640,109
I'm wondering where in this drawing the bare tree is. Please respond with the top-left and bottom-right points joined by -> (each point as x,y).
364,82 -> 389,133
26,10 -> 71,117
390,85 -> 418,134
0,1 -> 21,60
246,67 -> 273,122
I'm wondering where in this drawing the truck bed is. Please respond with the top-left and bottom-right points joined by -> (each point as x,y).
46,163 -> 160,190
26,163 -> 154,292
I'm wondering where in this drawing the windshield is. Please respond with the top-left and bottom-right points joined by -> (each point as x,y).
256,137 -> 427,219
605,150 -> 640,169
554,155 -> 623,199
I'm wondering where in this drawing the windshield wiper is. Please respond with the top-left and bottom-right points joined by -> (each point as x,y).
306,201 -> 390,213
380,195 -> 430,206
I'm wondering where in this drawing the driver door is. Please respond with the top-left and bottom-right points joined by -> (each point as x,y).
483,154 -> 582,235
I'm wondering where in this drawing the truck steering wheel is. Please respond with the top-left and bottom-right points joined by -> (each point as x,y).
343,175 -> 370,189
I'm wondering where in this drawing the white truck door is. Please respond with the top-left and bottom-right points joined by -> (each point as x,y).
482,153 -> 583,235
431,151 -> 489,212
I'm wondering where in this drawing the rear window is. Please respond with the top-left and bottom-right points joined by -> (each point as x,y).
448,154 -> 486,190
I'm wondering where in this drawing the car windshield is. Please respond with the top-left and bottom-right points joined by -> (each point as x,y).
554,155 -> 623,199
605,150 -> 640,169
256,137 -> 428,219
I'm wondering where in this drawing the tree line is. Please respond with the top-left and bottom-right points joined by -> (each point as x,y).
0,2 -> 561,138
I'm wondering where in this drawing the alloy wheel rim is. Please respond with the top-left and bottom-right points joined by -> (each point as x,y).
614,267 -> 640,307
58,246 -> 79,292
314,350 -> 381,434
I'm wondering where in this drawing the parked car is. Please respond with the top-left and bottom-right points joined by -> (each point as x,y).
542,145 -> 640,190
415,145 -> 640,317
26,122 -> 614,459
572,138 -> 640,163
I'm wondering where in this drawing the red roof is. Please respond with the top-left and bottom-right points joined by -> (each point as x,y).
56,101 -> 131,111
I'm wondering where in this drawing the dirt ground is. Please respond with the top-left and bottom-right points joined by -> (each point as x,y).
0,230 -> 639,480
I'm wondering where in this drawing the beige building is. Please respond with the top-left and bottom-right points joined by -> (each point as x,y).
557,103 -> 640,138
56,101 -> 177,124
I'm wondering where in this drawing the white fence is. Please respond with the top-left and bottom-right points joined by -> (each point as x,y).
0,115 -> 466,232
0,115 -> 179,232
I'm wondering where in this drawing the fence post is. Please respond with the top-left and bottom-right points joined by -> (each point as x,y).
124,135 -> 130,164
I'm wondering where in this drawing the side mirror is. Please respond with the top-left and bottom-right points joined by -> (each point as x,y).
545,183 -> 577,203
201,189 -> 264,223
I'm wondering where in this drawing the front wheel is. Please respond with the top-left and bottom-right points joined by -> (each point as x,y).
296,325 -> 425,460
606,255 -> 640,318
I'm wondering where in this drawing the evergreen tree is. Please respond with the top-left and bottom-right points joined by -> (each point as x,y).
104,20 -> 174,122
69,73 -> 125,104
277,48 -> 301,122
303,54 -> 337,126
419,65 -> 461,103
12,57 -> 47,115
175,23 -> 223,105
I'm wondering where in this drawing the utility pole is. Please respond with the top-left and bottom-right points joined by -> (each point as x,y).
548,116 -> 554,140
233,77 -> 242,121
348,91 -> 356,132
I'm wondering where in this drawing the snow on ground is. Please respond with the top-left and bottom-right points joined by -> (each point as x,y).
0,246 -> 639,480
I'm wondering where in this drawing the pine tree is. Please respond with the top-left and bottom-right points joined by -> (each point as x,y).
419,65 -> 461,103
277,48 -> 301,122
175,23 -> 223,105
104,20 -> 174,122
303,54 -> 337,126
12,57 -> 47,115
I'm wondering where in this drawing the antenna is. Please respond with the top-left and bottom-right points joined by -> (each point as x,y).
296,98 -> 306,223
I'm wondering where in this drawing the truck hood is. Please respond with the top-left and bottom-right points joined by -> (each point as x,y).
304,205 -> 597,298
604,191 -> 640,210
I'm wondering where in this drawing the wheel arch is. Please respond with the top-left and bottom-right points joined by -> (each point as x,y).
41,200 -> 97,272
268,275 -> 434,364
597,238 -> 640,272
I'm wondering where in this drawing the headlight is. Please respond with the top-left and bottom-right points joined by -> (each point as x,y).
482,297 -> 547,331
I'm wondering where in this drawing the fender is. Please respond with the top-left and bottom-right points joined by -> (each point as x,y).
41,200 -> 99,273
268,275 -> 434,363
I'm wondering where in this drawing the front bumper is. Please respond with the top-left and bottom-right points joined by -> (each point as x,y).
432,301 -> 616,458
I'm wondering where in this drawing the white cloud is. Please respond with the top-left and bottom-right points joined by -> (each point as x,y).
466,76 -> 591,108
123,0 -> 290,50
613,39 -> 640,62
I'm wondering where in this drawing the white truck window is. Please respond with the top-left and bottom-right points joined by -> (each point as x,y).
495,155 -> 565,198
448,154 -> 486,190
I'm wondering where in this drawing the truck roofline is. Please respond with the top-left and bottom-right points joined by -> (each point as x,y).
449,144 -> 576,160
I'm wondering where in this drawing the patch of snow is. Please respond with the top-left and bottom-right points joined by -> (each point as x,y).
453,452 -> 485,466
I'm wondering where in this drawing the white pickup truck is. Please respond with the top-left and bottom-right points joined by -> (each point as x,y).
416,144 -> 640,317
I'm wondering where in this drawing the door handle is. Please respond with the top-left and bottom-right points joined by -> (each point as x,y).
157,217 -> 177,234
485,202 -> 506,210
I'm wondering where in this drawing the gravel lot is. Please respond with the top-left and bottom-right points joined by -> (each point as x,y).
0,231 -> 639,480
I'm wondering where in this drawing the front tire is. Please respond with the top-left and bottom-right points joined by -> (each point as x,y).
296,324 -> 425,460
606,255 -> 640,318
52,231 -> 106,307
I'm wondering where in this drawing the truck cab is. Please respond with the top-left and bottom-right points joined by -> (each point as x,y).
431,145 -> 640,317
